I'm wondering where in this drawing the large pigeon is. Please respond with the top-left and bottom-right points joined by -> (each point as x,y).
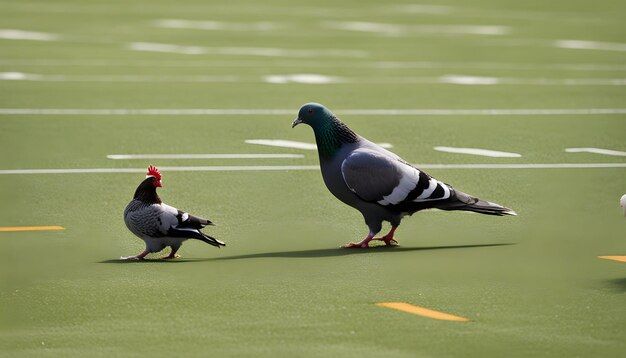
292,103 -> 516,248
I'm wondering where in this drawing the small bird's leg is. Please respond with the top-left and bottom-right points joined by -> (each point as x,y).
374,226 -> 399,246
342,232 -> 376,248
122,249 -> 149,260
162,245 -> 181,259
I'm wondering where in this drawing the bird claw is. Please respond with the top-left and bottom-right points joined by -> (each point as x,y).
121,255 -> 145,261
341,237 -> 398,249
377,237 -> 399,246
342,242 -> 370,249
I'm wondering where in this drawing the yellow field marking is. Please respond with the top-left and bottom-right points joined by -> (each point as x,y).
0,226 -> 65,232
598,256 -> 626,263
376,302 -> 469,322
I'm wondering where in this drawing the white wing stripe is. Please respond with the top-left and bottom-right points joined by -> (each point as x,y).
416,178 -> 437,200
377,170 -> 419,205
415,181 -> 451,202
442,183 -> 451,199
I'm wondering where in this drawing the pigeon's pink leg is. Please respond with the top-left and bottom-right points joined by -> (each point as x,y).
373,226 -> 399,246
343,227 -> 399,248
342,232 -> 375,248
122,249 -> 149,260
162,246 -> 181,260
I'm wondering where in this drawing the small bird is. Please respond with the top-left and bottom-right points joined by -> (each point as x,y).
621,194 -> 626,217
123,165 -> 224,259
292,103 -> 516,248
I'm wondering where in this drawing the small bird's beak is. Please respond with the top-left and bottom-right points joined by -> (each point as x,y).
292,117 -> 303,128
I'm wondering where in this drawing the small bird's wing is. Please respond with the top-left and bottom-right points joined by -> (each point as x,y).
159,203 -> 224,247
160,203 -> 215,230
341,148 -> 452,207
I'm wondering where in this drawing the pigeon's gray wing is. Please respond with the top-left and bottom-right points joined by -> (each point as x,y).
340,148 -> 452,207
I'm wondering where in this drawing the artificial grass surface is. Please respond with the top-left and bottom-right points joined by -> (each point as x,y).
1,0 -> 625,357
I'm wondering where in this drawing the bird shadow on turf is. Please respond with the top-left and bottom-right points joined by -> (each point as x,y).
604,278 -> 626,293
210,243 -> 514,261
99,243 -> 514,263
99,258 -> 196,263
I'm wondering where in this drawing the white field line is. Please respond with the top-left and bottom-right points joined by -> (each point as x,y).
106,154 -> 304,159
2,59 -> 625,72
0,29 -> 60,41
433,147 -> 522,158
419,163 -> 626,169
1,163 -> 625,175
389,4 -> 605,24
1,108 -> 625,116
245,140 -> 318,150
555,40 -> 626,52
0,108 -> 295,116
369,62 -> 626,72
323,21 -> 510,36
565,148 -> 626,156
263,74 -> 343,84
0,72 -> 240,83
0,166 -> 318,175
128,42 -> 368,58
3,72 -> 624,86
245,139 -> 393,150
1,2 -> 600,24
128,42 -> 206,55
337,109 -> 626,116
154,19 -> 279,32
436,75 -> 626,86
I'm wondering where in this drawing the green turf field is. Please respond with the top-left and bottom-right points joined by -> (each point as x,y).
1,0 -> 625,357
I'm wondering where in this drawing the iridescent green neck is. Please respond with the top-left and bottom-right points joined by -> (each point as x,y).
313,116 -> 359,160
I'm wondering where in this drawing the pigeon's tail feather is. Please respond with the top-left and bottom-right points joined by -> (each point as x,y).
441,189 -> 517,216
194,231 -> 226,248
460,199 -> 517,216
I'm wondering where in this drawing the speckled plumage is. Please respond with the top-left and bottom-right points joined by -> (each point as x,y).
122,167 -> 224,259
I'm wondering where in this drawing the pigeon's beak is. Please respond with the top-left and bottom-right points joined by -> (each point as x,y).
292,117 -> 303,128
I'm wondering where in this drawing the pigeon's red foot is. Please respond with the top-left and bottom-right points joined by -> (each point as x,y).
341,229 -> 399,248
375,226 -> 399,246
375,236 -> 399,246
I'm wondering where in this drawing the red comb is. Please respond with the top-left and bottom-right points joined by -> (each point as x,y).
146,165 -> 162,180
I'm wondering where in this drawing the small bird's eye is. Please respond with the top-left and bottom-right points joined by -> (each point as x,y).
308,109 -> 314,114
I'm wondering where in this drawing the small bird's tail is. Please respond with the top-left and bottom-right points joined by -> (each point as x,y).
195,232 -> 226,248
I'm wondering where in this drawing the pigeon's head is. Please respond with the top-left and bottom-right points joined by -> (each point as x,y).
621,194 -> 626,217
292,103 -> 334,130
146,165 -> 162,188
